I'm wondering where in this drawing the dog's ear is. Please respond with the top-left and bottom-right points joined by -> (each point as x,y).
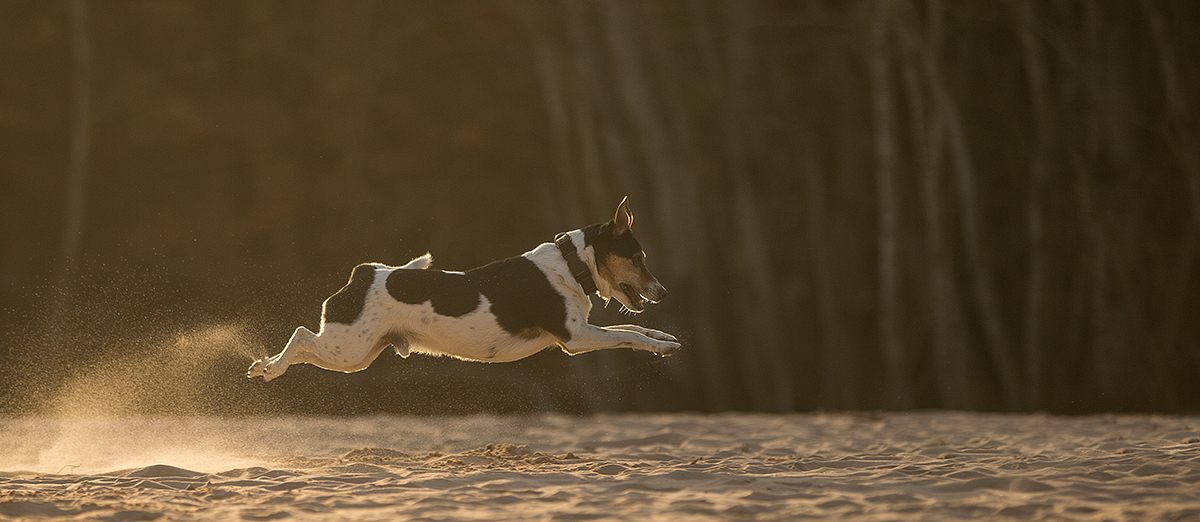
614,196 -> 633,235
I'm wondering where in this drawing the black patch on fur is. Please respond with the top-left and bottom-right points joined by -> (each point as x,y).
582,220 -> 644,261
467,256 -> 570,341
323,263 -> 377,325
385,269 -> 480,317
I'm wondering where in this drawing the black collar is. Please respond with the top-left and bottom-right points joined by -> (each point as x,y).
555,233 -> 598,295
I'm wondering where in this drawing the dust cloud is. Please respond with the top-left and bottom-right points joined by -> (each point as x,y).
44,325 -> 258,417
0,324 -> 287,474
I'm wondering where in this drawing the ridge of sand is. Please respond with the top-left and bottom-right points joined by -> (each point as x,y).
2,412 -> 1199,520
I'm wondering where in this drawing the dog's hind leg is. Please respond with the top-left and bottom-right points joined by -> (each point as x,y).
247,326 -> 320,381
259,324 -> 402,379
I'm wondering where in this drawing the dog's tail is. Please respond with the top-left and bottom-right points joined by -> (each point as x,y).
401,253 -> 433,270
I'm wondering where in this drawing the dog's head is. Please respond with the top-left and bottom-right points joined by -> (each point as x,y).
583,197 -> 668,314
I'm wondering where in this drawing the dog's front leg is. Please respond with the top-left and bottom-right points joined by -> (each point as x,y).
560,324 -> 681,357
606,324 -> 678,343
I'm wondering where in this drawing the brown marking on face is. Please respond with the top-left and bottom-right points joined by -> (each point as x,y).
597,252 -> 667,312
598,254 -> 641,289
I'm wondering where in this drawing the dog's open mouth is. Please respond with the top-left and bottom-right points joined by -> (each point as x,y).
619,282 -> 649,313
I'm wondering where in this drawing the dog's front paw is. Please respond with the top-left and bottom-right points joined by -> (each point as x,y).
650,340 -> 682,357
644,329 -> 678,343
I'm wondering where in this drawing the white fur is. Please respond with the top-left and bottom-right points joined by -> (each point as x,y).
247,230 -> 680,381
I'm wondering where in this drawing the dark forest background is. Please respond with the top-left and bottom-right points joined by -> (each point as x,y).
1,1 -> 1198,415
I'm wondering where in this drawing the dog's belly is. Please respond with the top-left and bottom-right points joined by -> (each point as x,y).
411,328 -> 558,362
377,300 -> 561,363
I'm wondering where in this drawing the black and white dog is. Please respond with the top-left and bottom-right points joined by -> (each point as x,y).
247,198 -> 680,381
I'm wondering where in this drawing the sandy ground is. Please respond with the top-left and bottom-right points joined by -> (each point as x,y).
1,412 -> 1199,521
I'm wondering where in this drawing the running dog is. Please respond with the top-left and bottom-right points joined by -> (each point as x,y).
247,197 -> 680,381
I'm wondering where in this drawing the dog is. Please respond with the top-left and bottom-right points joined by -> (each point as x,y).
247,197 -> 680,381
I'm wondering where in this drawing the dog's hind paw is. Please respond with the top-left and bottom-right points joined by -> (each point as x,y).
247,356 -> 286,381
246,358 -> 267,379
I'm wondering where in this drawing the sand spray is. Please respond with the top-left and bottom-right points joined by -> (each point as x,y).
0,323 -> 289,474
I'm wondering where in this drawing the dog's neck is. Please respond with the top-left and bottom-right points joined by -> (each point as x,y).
554,232 -> 598,295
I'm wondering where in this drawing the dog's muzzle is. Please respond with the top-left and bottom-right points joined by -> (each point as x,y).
619,282 -> 667,312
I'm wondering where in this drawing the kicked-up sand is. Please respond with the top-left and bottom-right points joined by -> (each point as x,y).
1,412 -> 1199,521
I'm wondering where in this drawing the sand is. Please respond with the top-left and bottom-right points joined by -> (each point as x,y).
1,412 -> 1199,521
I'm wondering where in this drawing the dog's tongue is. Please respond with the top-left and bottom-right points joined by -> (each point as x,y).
620,283 -> 646,312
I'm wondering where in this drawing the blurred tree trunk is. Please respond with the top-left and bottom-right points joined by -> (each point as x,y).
50,0 -> 92,346
528,1 -> 738,410
918,5 -> 1021,409
637,0 -> 740,410
1141,0 -> 1200,381
804,141 -> 853,408
869,0 -> 911,409
719,0 -> 793,411
525,2 -> 626,411
1011,0 -> 1050,410
895,1 -> 971,408
1060,0 -> 1125,407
